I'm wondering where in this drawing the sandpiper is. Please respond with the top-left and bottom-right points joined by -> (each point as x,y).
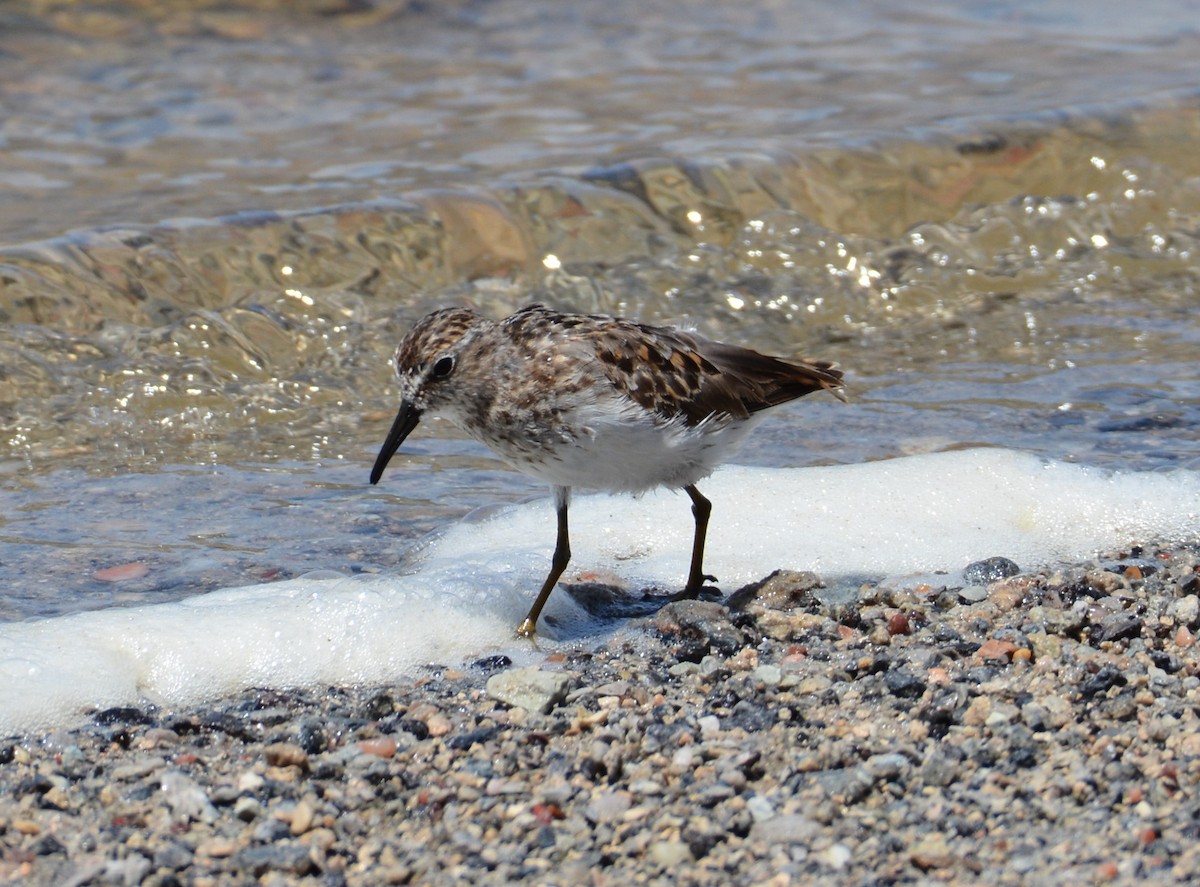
370,304 -> 845,637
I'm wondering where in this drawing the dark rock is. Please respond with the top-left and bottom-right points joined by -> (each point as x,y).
198,712 -> 261,742
962,557 -> 1021,584
398,718 -> 430,740
446,726 -> 500,750
32,834 -> 66,856
1091,613 -> 1141,643
92,706 -> 153,726
884,667 -> 927,699
1079,666 -> 1127,698
471,654 -> 513,671
296,720 -> 329,755
726,700 -> 774,733
1150,651 -> 1183,674
362,692 -> 395,720
918,686 -> 967,736
1009,744 -> 1038,769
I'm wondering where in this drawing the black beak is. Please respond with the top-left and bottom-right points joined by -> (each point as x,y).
369,400 -> 422,485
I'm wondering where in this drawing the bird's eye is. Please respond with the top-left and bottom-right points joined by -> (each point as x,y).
431,355 -> 455,378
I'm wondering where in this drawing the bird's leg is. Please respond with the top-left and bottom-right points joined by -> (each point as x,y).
682,483 -> 717,594
517,487 -> 571,638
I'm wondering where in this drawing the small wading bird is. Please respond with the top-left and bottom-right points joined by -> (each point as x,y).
370,304 -> 845,637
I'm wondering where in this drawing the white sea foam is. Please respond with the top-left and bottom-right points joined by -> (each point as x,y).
2,448 -> 1197,735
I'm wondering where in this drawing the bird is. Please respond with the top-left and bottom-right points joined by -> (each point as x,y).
369,303 -> 845,637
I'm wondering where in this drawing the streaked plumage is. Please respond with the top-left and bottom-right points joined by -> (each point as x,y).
371,304 -> 845,636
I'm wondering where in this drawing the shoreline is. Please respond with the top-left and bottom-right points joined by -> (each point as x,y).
2,545 -> 1198,885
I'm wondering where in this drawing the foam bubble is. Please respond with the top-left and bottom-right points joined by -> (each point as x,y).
2,449 -> 1196,735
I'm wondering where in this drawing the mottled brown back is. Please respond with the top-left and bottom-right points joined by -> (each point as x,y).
503,305 -> 844,426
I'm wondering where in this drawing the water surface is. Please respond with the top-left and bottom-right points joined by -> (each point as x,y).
1,0 -> 1198,621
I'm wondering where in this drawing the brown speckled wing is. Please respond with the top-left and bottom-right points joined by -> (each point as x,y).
690,338 -> 846,421
506,304 -> 844,426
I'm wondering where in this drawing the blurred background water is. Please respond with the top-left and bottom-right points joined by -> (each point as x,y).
1,0 -> 1198,621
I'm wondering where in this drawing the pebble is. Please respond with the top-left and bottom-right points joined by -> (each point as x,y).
262,742 -> 308,770
1,546 -> 1196,886
91,562 -> 149,582
485,666 -> 573,714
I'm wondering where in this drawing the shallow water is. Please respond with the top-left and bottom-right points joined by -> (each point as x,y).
1,0 -> 1199,622
4,450 -> 1199,734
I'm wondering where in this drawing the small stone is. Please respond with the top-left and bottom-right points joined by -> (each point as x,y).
648,840 -> 694,867
40,786 -> 70,811
864,753 -> 908,781
160,771 -> 218,823
826,843 -> 853,869
485,778 -> 528,795
486,666 -> 573,715
234,797 -> 261,821
976,639 -> 1018,662
112,760 -> 161,781
1085,569 -> 1125,595
958,585 -> 988,603
963,696 -> 993,726
920,748 -> 961,787
1027,632 -> 1061,659
426,712 -> 453,736
884,668 -> 926,698
749,813 -> 820,845
289,800 -> 315,835
594,680 -> 630,697
752,664 -> 782,686
263,742 -> 309,770
911,834 -> 955,870
988,578 -> 1029,611
585,790 -> 632,823
1168,595 -> 1200,628
237,843 -> 314,877
93,562 -> 149,583
238,771 -> 265,793
746,794 -> 775,821
153,841 -> 194,870
358,736 -> 398,758
196,838 -> 238,858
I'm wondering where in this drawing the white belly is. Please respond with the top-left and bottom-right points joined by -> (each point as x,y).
483,403 -> 761,494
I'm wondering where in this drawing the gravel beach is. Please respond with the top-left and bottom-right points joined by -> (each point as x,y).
2,545 -> 1198,886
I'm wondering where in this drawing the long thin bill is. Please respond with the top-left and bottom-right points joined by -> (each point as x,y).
369,401 -> 422,485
